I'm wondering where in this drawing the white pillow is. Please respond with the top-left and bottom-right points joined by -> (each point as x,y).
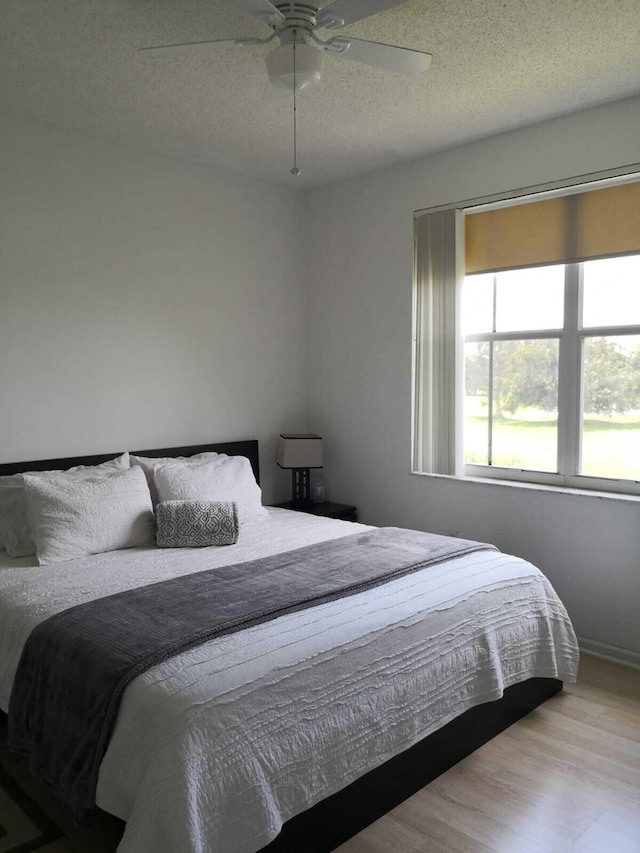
23,466 -> 154,566
130,452 -> 225,505
0,453 -> 130,558
154,456 -> 267,526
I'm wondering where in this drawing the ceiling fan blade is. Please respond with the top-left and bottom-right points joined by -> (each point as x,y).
139,37 -> 263,58
235,0 -> 286,27
316,0 -> 407,29
327,36 -> 432,76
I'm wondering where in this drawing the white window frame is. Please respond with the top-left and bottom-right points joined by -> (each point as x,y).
464,261 -> 640,495
412,165 -> 640,498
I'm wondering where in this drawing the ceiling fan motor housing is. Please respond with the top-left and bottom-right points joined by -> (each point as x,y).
272,3 -> 322,30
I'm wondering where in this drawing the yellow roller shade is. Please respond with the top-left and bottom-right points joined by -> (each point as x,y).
465,181 -> 640,275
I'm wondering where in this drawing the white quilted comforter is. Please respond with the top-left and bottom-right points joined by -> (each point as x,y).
0,509 -> 578,853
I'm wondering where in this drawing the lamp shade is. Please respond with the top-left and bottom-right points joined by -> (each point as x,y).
277,434 -> 323,469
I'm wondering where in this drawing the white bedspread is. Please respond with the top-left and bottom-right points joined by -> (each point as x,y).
0,510 -> 578,853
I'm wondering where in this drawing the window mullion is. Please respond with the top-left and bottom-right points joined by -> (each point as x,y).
557,264 -> 581,476
488,342 -> 494,465
467,329 -> 563,343
487,275 -> 497,465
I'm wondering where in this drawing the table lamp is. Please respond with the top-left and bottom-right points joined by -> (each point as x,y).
277,434 -> 323,507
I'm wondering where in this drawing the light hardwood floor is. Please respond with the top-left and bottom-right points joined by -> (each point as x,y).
336,654 -> 640,853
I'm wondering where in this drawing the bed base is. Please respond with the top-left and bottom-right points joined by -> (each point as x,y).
261,677 -> 562,852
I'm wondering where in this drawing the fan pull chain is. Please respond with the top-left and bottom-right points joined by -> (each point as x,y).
290,34 -> 300,176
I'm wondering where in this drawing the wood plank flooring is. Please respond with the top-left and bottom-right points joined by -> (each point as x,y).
336,654 -> 640,853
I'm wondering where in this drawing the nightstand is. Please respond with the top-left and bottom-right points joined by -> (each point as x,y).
273,501 -> 358,522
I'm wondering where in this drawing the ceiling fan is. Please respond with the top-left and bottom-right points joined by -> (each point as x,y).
140,0 -> 432,92
140,0 -> 432,174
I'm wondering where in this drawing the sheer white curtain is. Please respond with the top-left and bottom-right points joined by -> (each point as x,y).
412,208 -> 465,476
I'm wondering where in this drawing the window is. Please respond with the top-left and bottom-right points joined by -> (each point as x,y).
413,175 -> 640,495
464,256 -> 640,488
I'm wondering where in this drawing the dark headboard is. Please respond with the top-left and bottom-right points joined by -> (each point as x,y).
0,440 -> 260,485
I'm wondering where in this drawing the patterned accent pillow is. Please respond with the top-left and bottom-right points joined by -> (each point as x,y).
156,500 -> 239,548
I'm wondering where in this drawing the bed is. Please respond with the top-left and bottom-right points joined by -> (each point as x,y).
0,439 -> 579,853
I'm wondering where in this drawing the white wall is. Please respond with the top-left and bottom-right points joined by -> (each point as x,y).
2,101 -> 639,657
0,120 -> 307,501
306,96 -> 640,659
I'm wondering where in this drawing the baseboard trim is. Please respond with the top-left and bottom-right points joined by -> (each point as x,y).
578,637 -> 640,670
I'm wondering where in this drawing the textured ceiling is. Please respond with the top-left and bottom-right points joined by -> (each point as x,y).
1,0 -> 639,189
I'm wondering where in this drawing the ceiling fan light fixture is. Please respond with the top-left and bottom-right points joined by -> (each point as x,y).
266,41 -> 324,92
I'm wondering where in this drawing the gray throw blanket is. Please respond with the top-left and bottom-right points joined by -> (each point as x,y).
8,527 -> 495,820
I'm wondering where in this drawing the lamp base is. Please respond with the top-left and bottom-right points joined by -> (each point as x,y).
291,468 -> 311,506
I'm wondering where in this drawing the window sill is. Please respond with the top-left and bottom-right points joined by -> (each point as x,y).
410,469 -> 640,504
